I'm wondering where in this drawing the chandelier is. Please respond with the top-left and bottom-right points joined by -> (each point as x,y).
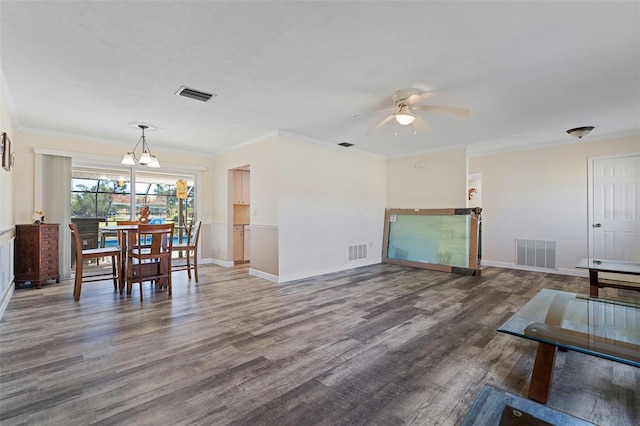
121,124 -> 160,167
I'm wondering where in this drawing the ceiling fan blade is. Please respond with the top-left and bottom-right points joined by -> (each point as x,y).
413,115 -> 429,133
393,88 -> 432,106
353,107 -> 394,118
405,90 -> 433,105
416,105 -> 471,117
368,114 -> 395,135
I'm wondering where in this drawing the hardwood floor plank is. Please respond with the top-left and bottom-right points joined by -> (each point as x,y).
1,263 -> 638,425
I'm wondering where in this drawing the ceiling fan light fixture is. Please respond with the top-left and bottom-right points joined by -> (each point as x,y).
358,89 -> 469,135
394,103 -> 416,125
566,126 -> 594,139
395,112 -> 416,126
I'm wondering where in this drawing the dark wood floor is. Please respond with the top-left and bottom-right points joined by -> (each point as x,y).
1,263 -> 638,425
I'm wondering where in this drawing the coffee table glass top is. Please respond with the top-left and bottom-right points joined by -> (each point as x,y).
576,258 -> 640,275
498,289 -> 640,367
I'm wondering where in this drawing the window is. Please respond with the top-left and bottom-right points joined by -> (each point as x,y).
71,167 -> 132,221
72,167 -> 195,224
134,171 -> 195,226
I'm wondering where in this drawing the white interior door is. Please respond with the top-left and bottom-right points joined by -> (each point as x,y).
590,153 -> 640,261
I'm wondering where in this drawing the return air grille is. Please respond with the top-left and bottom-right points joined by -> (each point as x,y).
176,86 -> 216,102
515,239 -> 556,270
348,244 -> 368,261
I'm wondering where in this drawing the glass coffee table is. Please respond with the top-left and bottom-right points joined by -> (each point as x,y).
576,258 -> 640,296
498,289 -> 640,404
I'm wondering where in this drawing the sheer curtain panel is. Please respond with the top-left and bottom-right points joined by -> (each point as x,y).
41,154 -> 72,279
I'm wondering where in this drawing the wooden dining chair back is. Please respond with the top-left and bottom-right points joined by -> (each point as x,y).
69,223 -> 121,301
171,220 -> 202,282
127,223 -> 174,301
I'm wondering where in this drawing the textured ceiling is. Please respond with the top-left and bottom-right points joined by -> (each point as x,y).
1,1 -> 638,159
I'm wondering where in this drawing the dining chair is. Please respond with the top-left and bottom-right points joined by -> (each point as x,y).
69,223 -> 122,301
171,221 -> 201,283
127,223 -> 174,301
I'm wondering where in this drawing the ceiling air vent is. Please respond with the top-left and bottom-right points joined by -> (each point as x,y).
176,86 -> 216,102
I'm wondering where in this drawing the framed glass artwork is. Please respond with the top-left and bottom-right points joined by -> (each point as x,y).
2,133 -> 12,171
1,132 -> 11,171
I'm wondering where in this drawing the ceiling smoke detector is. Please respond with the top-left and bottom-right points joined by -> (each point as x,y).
176,86 -> 216,102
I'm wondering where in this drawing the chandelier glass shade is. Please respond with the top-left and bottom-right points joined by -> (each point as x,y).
121,124 -> 160,167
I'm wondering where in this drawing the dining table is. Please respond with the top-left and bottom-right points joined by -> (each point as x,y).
100,224 -> 186,294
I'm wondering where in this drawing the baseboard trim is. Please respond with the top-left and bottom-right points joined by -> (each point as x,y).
0,283 -> 15,320
210,258 -> 235,268
249,268 -> 279,283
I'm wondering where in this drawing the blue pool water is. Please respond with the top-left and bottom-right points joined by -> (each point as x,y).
102,235 -> 187,247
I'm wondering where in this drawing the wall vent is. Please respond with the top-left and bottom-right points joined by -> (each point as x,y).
176,86 -> 216,102
515,239 -> 556,270
348,244 -> 368,261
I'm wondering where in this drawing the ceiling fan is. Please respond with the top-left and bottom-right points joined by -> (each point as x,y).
354,88 -> 470,135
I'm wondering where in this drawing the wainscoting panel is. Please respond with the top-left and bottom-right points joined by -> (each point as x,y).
249,224 -> 278,277
0,227 -> 15,319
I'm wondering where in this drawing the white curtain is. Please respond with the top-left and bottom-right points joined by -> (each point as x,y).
41,154 -> 72,279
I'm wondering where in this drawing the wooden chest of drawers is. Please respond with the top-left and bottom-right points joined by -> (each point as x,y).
14,223 -> 60,288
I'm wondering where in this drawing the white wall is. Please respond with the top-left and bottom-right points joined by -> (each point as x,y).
210,134 -> 280,275
470,135 -> 640,273
0,94 -> 15,229
0,94 -> 16,317
210,133 -> 387,282
277,136 -> 387,281
387,147 -> 467,208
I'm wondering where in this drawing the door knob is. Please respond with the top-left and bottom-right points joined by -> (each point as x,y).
592,223 -> 602,228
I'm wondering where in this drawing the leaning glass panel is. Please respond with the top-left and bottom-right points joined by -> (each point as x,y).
382,208 -> 481,276
387,215 -> 470,268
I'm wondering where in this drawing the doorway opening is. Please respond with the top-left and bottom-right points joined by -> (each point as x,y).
467,173 -> 482,208
229,165 -> 250,264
